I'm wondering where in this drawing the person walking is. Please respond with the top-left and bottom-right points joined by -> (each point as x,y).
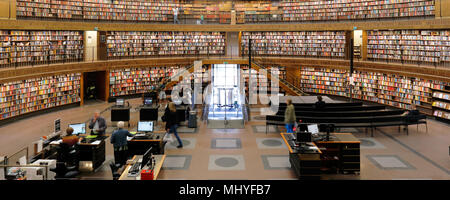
173,7 -> 180,24
163,102 -> 183,148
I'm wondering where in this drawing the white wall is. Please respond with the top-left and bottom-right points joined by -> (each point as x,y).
85,31 -> 98,62
353,30 -> 363,47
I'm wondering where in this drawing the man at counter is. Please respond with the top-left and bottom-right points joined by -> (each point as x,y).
88,111 -> 107,136
110,121 -> 134,166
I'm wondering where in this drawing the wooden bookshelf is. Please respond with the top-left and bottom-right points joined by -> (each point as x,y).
299,66 -> 448,114
241,65 -> 286,96
241,31 -> 346,58
367,29 -> 450,65
431,86 -> 450,120
280,0 -> 435,22
109,66 -> 182,97
106,31 -> 226,59
0,73 -> 81,120
0,30 -> 84,68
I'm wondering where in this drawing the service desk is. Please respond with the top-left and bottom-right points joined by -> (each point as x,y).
127,131 -> 166,156
281,133 -> 322,180
281,132 -> 361,179
78,136 -> 107,171
314,133 -> 360,174
50,135 -> 107,171
119,154 -> 166,180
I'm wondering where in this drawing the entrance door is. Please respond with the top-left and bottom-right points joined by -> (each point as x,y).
83,71 -> 107,101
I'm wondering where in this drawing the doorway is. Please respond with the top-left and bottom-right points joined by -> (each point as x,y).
83,71 -> 107,102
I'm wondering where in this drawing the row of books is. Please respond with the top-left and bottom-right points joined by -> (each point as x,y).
0,30 -> 83,67
368,30 -> 450,63
0,73 -> 81,120
241,31 -> 346,58
106,31 -> 225,59
280,0 -> 434,21
299,66 -> 447,110
109,66 -> 182,97
16,0 -> 435,22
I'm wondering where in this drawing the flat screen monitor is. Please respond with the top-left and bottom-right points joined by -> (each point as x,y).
297,132 -> 312,143
298,123 -> 308,132
307,124 -> 319,135
111,108 -> 130,122
141,147 -> 153,169
69,123 -> 86,135
140,108 -> 158,121
116,98 -> 124,106
144,98 -> 153,106
137,121 -> 154,133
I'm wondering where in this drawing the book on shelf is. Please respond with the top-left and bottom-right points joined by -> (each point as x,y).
299,66 -> 446,111
106,31 -> 225,59
241,31 -> 346,58
0,73 -> 81,120
109,66 -> 183,97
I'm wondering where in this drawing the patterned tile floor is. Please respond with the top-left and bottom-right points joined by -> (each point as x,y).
0,98 -> 449,180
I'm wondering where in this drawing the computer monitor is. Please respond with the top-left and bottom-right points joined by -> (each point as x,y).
297,132 -> 312,143
141,147 -> 153,169
137,121 -> 154,133
307,124 -> 319,135
298,123 -> 308,132
69,123 -> 86,135
144,98 -> 153,106
116,98 -> 124,106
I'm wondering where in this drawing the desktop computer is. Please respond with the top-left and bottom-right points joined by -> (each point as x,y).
137,121 -> 154,133
116,98 -> 124,107
307,124 -> 319,135
68,123 -> 86,135
144,98 -> 153,106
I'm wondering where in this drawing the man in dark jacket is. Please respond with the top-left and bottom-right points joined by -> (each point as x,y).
163,102 -> 183,148
110,121 -> 134,166
315,96 -> 326,110
88,111 -> 107,135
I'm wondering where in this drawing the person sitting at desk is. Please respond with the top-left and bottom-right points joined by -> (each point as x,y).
402,104 -> 420,130
88,111 -> 107,136
110,121 -> 134,166
314,96 -> 326,109
62,127 -> 82,147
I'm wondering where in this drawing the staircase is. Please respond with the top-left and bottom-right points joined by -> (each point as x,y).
251,61 -> 307,96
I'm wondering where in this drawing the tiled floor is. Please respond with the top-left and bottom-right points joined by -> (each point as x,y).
0,98 -> 449,180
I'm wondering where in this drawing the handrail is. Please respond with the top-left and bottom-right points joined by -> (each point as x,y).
252,61 -> 307,96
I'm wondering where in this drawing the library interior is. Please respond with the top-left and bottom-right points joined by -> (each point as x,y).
0,0 -> 449,181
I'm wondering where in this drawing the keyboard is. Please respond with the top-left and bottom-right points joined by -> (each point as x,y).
127,162 -> 141,177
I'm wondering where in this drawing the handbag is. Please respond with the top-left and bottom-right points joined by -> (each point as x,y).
163,132 -> 174,143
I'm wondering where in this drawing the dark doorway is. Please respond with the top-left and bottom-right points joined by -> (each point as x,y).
83,71 -> 107,102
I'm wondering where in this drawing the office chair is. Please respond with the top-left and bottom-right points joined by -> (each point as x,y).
50,162 -> 79,180
56,143 -> 80,169
109,161 -> 121,180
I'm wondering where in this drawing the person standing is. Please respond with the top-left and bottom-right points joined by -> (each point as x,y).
110,121 -> 134,166
284,99 -> 296,133
173,7 -> 180,24
163,102 -> 183,148
88,111 -> 107,135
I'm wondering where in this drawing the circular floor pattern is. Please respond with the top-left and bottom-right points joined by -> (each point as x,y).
262,139 -> 283,147
359,139 -> 376,147
215,157 -> 239,168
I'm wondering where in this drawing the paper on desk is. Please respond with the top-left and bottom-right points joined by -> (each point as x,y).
50,139 -> 62,145
127,136 -> 133,141
91,140 -> 101,145
37,140 -> 43,153
308,146 -> 319,150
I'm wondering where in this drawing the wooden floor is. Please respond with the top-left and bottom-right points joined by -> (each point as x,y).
0,98 -> 449,180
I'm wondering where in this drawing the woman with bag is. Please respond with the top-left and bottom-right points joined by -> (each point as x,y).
284,98 -> 296,133
163,102 -> 183,148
